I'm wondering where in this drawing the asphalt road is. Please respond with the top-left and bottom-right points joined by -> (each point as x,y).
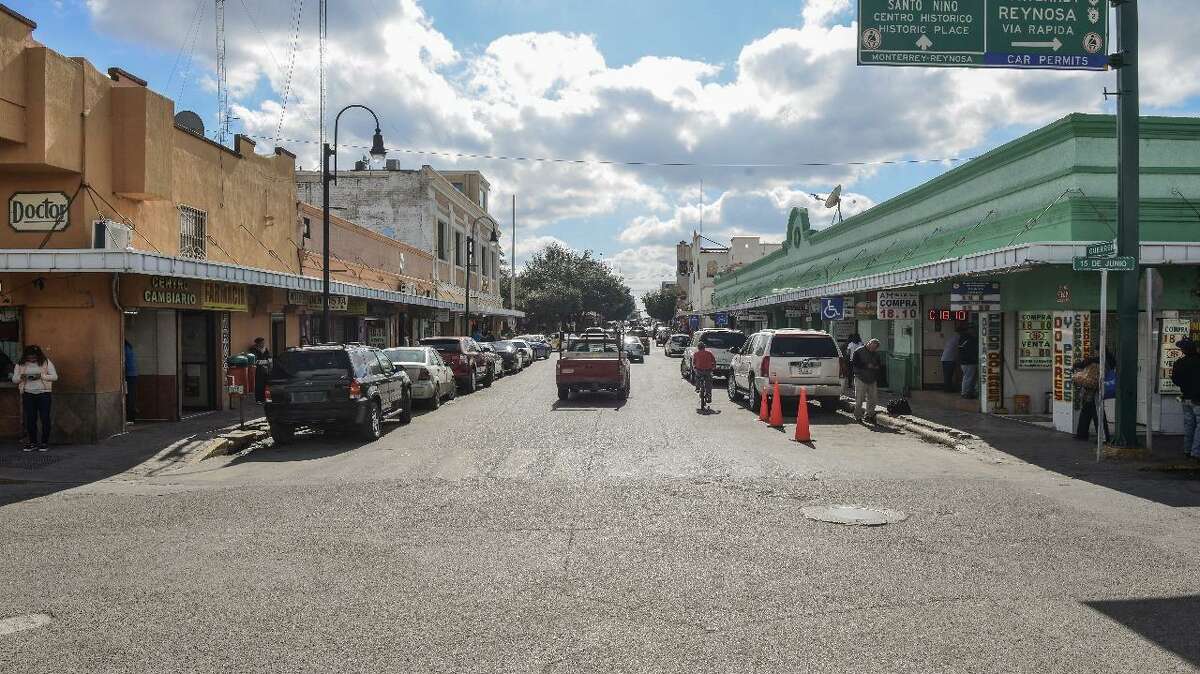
2,350 -> 1199,672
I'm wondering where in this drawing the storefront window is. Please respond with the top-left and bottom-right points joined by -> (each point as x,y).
0,307 -> 19,379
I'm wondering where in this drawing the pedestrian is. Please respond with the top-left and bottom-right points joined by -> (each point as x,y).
11,345 -> 57,452
940,328 -> 960,393
1170,338 -> 1200,459
248,337 -> 271,404
844,333 -> 863,394
124,340 -> 137,423
1072,351 -> 1113,442
957,326 -> 979,399
851,338 -> 883,424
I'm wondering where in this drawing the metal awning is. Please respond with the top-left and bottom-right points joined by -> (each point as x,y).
714,241 -> 1200,313
0,248 -> 502,312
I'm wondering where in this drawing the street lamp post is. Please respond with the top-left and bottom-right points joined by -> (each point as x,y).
464,214 -> 500,337
322,104 -> 386,342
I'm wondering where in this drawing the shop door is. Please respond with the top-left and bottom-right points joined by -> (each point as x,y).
179,311 -> 216,412
271,314 -> 286,355
922,294 -> 951,390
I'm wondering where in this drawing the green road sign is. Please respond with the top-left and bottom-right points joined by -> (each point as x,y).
1073,256 -> 1135,272
1085,241 -> 1116,258
857,0 -> 1109,70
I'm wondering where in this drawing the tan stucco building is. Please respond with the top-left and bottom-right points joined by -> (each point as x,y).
0,6 -> 470,443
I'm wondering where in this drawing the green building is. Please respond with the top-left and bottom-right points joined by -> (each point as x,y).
711,114 -> 1200,436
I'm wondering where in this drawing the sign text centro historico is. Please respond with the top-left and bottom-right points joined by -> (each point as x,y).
858,0 -> 1109,70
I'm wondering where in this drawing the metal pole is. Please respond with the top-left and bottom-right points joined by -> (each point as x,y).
321,142 -> 331,343
1145,267 -> 1154,449
1098,270 -> 1108,461
465,229 -> 472,336
1114,0 -> 1140,446
511,194 -> 516,310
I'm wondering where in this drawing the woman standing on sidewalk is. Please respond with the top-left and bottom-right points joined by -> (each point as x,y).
11,345 -> 57,452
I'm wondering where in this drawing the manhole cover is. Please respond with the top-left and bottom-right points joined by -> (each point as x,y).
801,505 -> 907,526
0,453 -> 64,470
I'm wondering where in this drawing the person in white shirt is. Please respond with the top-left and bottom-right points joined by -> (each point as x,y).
11,345 -> 57,451
940,330 -> 961,393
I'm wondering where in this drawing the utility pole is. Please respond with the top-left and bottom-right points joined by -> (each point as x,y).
1114,0 -> 1140,447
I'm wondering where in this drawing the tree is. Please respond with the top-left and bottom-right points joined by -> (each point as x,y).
511,243 -> 636,330
642,286 -> 681,323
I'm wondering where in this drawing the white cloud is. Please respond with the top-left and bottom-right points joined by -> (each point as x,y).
605,245 -> 678,300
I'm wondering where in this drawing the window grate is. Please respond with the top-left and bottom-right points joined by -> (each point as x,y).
178,205 -> 207,259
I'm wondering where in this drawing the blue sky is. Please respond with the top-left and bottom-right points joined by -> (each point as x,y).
14,0 -> 1200,297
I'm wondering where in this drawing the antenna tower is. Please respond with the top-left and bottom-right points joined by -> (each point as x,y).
214,0 -> 229,145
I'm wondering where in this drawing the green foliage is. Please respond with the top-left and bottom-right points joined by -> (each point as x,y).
514,243 -> 636,330
641,286 -> 681,323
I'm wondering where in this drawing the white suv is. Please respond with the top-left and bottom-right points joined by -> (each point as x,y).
728,329 -> 843,411
681,329 -> 748,380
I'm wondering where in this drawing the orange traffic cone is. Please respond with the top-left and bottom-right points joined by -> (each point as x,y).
758,382 -> 770,422
769,380 -> 784,428
793,388 -> 811,443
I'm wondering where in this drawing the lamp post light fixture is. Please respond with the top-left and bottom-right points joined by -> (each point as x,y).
464,214 -> 500,337
321,104 -> 386,342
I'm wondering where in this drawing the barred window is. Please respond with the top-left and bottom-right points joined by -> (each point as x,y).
179,205 -> 207,259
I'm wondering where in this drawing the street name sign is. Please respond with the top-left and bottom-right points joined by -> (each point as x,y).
1085,240 -> 1116,258
1072,256 -> 1135,271
857,0 -> 1108,70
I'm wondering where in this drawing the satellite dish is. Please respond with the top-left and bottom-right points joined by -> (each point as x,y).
824,184 -> 844,225
174,110 -> 205,136
824,184 -> 843,209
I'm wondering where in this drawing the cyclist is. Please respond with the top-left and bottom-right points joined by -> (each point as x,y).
691,341 -> 717,409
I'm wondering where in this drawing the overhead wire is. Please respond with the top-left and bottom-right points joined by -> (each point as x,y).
273,0 -> 306,143
166,0 -> 206,94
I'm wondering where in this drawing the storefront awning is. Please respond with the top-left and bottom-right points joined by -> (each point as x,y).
714,241 -> 1200,313
0,249 -> 496,312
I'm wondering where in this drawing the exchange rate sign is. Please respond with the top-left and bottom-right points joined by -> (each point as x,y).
858,0 -> 1108,70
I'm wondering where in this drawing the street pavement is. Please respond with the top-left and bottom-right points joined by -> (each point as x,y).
2,350 -> 1199,672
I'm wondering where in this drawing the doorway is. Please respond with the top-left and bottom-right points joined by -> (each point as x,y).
179,311 -> 216,412
271,313 -> 286,356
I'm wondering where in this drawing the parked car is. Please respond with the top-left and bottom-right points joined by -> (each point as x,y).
623,335 -> 645,363
516,335 -> 551,360
665,333 -> 690,357
556,333 -> 630,400
490,340 -> 526,372
477,342 -> 505,381
383,346 -> 456,409
510,339 -> 536,367
265,344 -> 412,443
419,336 -> 493,392
728,329 -> 843,412
681,329 -> 747,380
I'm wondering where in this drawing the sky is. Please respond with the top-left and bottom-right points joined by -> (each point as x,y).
15,0 -> 1200,300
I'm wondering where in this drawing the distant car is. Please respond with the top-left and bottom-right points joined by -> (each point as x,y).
383,346 -> 456,409
516,334 -> 551,360
665,333 -> 690,357
490,340 -> 526,372
682,329 -> 747,380
510,339 -> 536,366
582,327 -> 606,337
557,333 -> 630,401
265,344 -> 412,443
477,342 -> 506,381
623,335 -> 645,363
419,337 -> 493,392
728,329 -> 844,412
629,329 -> 651,354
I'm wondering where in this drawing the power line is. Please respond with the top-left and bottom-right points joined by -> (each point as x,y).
242,133 -> 973,169
166,0 -> 205,93
274,0 -> 306,143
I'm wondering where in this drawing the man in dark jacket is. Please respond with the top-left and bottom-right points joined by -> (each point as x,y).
957,326 -> 979,399
1170,338 -> 1200,459
248,337 -> 271,404
851,339 -> 883,424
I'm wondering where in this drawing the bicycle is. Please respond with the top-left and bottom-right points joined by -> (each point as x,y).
694,369 -> 713,409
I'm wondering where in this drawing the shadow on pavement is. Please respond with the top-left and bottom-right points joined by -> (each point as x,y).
0,411 -> 259,508
892,400 -> 1200,508
1084,595 -> 1200,667
229,420 -> 408,465
551,395 -> 627,411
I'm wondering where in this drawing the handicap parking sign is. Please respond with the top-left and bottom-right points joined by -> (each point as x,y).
820,297 -> 844,320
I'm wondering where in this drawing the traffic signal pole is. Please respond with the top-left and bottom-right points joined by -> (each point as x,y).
1114,0 -> 1140,447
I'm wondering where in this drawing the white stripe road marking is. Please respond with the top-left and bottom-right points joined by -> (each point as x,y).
0,612 -> 53,636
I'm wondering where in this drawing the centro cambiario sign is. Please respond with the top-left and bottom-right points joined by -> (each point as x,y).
9,192 -> 70,231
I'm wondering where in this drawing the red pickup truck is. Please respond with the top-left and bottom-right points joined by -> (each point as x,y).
419,336 -> 492,393
556,334 -> 630,401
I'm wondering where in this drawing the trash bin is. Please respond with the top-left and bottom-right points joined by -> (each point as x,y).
1013,394 -> 1031,415
225,353 -> 255,396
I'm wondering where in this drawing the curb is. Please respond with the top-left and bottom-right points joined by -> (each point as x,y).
837,396 -> 976,451
192,423 -> 270,462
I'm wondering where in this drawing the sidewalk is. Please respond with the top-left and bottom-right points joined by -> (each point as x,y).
0,409 -> 267,503
877,390 -> 1200,509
